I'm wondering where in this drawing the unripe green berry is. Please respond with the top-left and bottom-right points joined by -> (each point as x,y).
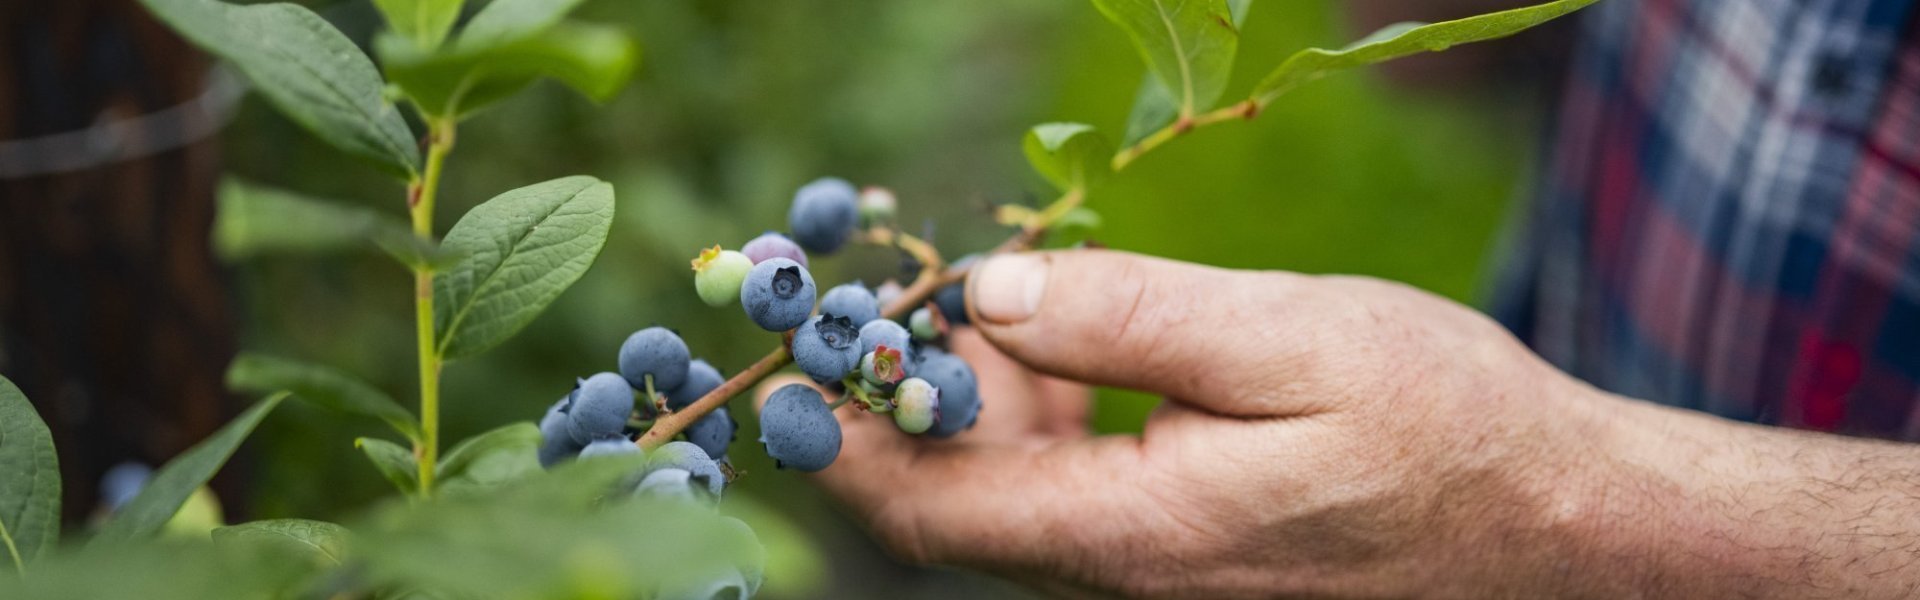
858,186 -> 897,227
910,304 -> 946,341
692,246 -> 753,307
860,345 -> 906,386
892,377 -> 940,434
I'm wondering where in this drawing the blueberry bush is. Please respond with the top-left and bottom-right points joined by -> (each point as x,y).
0,0 -> 1596,597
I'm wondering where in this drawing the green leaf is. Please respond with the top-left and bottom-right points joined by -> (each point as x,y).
455,0 -> 588,51
379,21 -> 639,118
436,423 -> 541,493
434,176 -> 615,360
355,438 -> 420,494
215,178 -> 402,260
1022,123 -> 1115,192
212,519 -> 348,568
1109,0 -> 1249,146
373,0 -> 464,50
214,179 -> 463,270
225,353 -> 421,441
1250,0 -> 1599,104
1093,0 -> 1240,132
138,0 -> 419,177
0,376 -> 59,571
92,394 -> 286,546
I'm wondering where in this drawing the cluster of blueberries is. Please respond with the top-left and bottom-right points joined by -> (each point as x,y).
529,177 -> 984,596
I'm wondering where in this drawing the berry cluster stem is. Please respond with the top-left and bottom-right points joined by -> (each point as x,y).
635,189 -> 1078,449
409,117 -> 456,494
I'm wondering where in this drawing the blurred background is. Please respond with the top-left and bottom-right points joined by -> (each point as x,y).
0,0 -> 1567,596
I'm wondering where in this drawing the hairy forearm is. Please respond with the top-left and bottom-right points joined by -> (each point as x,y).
1567,393 -> 1920,598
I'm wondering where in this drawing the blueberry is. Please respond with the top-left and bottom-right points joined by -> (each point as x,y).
739,258 -> 816,331
788,177 -> 859,254
858,319 -> 913,368
100,462 -> 153,512
819,283 -> 881,327
792,314 -> 862,384
632,467 -> 702,504
578,435 -> 641,459
758,384 -> 842,472
691,246 -> 754,308
686,407 -> 737,459
741,231 -> 808,267
909,305 -> 945,341
934,254 -> 979,325
566,373 -> 637,445
860,346 -> 906,386
892,377 -> 941,435
619,327 -> 691,393
718,517 -> 766,596
873,279 -> 904,307
663,359 -> 724,411
648,441 -> 726,498
656,569 -> 749,600
858,186 -> 897,227
917,354 -> 980,438
538,396 -> 583,468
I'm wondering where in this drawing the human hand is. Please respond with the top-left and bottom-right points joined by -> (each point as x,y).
760,249 -> 1920,598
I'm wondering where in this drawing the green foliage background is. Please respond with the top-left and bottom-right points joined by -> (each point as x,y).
218,0 -> 1537,596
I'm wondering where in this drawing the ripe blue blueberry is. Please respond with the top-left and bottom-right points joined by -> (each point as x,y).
538,396 -> 583,468
917,354 -> 980,438
873,279 -> 904,307
686,407 -> 737,459
619,327 -> 691,393
578,435 -> 641,459
758,384 -> 842,472
99,462 -> 152,512
858,319 -> 913,368
656,569 -> 749,600
741,231 -> 808,267
632,467 -> 702,504
740,258 -> 816,331
566,372 -> 637,445
663,359 -> 723,411
648,441 -> 726,498
787,177 -> 859,254
792,314 -> 862,384
934,254 -> 979,325
892,377 -> 941,434
719,517 -> 766,596
819,282 -> 881,327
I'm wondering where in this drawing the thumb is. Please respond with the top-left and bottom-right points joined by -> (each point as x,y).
964,249 -> 1331,417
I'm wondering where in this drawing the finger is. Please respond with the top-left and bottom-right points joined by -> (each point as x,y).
752,375 -> 1145,570
965,249 -> 1334,417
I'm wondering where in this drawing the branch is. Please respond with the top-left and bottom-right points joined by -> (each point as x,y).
1110,99 -> 1259,172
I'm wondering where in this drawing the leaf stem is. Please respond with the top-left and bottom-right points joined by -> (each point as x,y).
0,517 -> 23,576
1109,99 -> 1259,172
409,117 -> 455,494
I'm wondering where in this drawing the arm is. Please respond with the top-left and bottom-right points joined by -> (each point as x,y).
768,249 -> 1920,598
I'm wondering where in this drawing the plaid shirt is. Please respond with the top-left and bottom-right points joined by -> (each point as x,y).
1493,0 -> 1920,439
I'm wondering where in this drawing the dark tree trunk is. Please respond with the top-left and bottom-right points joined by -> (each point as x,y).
0,0 -> 241,524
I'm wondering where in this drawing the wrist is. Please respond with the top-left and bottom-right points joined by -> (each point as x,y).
1547,389 -> 1920,598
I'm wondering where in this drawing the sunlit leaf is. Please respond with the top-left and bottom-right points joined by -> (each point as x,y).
1022,123 -> 1114,192
434,176 -> 615,360
1250,0 -> 1599,104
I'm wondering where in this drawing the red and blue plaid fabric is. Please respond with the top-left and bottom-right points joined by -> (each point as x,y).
1492,0 -> 1920,438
